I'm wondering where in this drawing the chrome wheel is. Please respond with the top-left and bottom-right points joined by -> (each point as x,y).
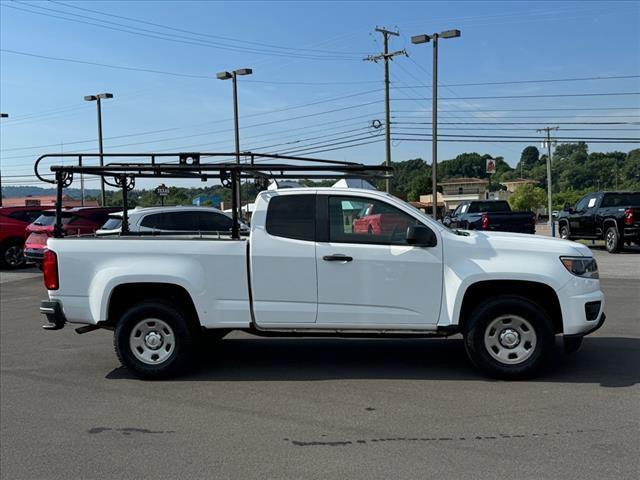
4,245 -> 24,267
560,226 -> 569,239
484,315 -> 537,365
129,318 -> 175,365
606,231 -> 616,250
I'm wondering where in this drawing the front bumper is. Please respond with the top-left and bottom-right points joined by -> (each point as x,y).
564,312 -> 606,339
40,300 -> 66,330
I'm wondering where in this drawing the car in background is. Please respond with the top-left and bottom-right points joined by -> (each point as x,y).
351,200 -> 414,240
443,200 -> 536,234
0,206 -> 48,269
557,191 -> 640,253
24,207 -> 120,265
96,206 -> 249,236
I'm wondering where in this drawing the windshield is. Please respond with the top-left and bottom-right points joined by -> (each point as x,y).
33,213 -> 74,226
468,201 -> 511,213
101,217 -> 123,230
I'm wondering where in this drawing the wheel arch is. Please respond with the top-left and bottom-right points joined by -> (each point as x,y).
105,282 -> 201,330
458,280 -> 563,334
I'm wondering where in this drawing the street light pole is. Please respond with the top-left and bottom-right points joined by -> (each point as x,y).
0,113 -> 7,207
411,29 -> 461,220
84,93 -> 113,206
217,68 -> 252,222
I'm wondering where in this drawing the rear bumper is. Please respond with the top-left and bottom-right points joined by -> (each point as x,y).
622,226 -> 639,240
40,299 -> 66,330
24,247 -> 44,263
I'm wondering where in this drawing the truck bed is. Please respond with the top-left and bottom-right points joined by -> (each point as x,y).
47,236 -> 251,328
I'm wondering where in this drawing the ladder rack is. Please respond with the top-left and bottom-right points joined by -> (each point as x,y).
34,152 -> 393,239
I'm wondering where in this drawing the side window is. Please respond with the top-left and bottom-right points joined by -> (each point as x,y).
199,212 -> 232,231
460,204 -> 469,214
586,197 -> 597,209
140,213 -> 166,230
266,194 -> 315,241
329,196 -> 419,245
452,205 -> 461,216
141,212 -> 199,230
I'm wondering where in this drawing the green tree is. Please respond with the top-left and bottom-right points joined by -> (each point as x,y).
508,184 -> 547,212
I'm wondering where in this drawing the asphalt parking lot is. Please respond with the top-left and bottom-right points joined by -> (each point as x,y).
1,247 -> 639,480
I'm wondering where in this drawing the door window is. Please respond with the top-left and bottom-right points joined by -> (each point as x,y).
265,194 -> 315,241
198,212 -> 233,232
140,211 -> 200,230
328,196 -> 419,245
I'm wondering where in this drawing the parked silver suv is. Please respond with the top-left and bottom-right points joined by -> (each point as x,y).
97,206 -> 249,235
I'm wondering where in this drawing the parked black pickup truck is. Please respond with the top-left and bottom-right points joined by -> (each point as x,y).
443,200 -> 536,234
557,191 -> 640,253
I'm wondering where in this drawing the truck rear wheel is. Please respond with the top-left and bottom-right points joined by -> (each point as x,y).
463,296 -> 554,379
605,226 -> 622,253
114,301 -> 196,379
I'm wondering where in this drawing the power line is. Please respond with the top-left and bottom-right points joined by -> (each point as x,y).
391,74 -> 640,88
1,48 -> 212,79
4,2 -> 360,60
48,0 -> 366,56
393,92 -> 640,100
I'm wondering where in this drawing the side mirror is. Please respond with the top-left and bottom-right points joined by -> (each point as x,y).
406,225 -> 437,247
563,203 -> 573,213
442,215 -> 451,226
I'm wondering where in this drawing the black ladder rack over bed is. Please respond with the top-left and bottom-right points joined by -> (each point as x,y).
34,151 -> 393,239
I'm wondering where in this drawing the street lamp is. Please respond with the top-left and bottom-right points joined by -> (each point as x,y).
84,93 -> 113,206
411,29 -> 461,220
0,113 -> 7,207
217,68 -> 252,219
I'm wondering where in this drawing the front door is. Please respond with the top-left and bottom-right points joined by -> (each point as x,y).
315,195 -> 443,328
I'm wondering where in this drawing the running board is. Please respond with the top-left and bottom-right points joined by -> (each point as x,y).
244,325 -> 459,339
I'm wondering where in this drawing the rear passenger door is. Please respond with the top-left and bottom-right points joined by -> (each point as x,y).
250,193 -> 318,325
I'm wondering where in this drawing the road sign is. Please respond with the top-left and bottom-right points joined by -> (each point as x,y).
155,184 -> 169,197
486,158 -> 496,174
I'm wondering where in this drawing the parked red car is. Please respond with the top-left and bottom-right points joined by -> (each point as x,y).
0,206 -> 49,269
24,207 -> 120,265
352,202 -> 413,238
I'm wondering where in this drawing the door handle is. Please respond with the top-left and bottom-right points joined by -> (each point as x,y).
323,254 -> 353,262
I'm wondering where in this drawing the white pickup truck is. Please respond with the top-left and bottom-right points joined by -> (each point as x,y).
40,187 -> 605,379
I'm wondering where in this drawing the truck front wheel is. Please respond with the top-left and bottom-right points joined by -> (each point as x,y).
463,296 -> 554,379
114,301 -> 196,379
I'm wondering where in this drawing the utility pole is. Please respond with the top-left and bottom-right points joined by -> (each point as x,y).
365,27 -> 406,193
537,126 -> 559,237
0,113 -> 7,207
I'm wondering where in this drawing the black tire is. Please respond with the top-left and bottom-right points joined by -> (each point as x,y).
0,239 -> 26,269
114,301 -> 197,380
605,226 -> 622,253
463,295 -> 555,380
559,224 -> 570,240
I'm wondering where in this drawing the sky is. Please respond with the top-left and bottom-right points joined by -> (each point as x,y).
1,0 -> 639,191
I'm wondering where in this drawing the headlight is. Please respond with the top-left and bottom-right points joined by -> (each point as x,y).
560,256 -> 599,279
